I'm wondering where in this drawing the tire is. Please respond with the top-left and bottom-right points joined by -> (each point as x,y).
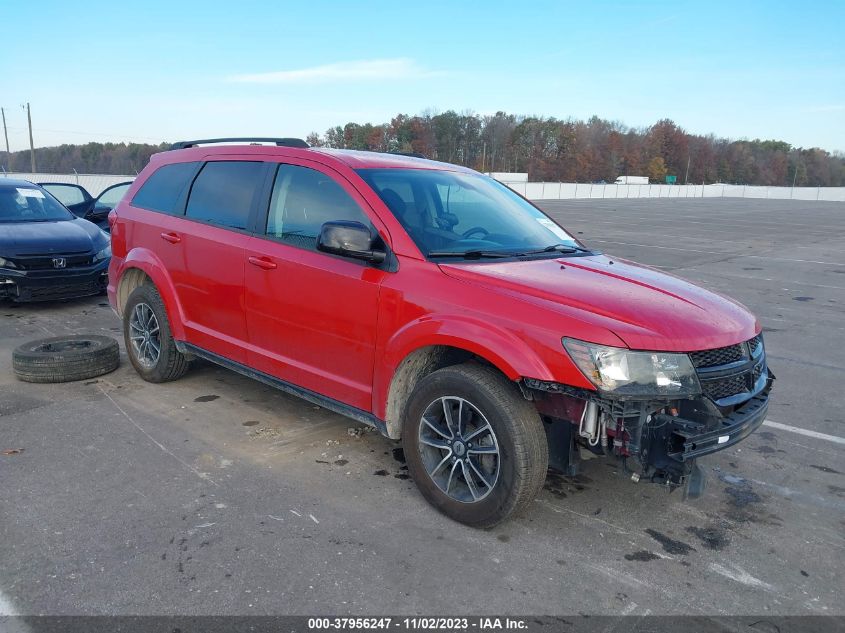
123,284 -> 190,383
402,363 -> 548,528
13,335 -> 119,383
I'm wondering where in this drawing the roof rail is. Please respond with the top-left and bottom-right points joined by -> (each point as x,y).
169,137 -> 310,150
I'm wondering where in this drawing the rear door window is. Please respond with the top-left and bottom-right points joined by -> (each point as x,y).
185,161 -> 266,230
132,162 -> 200,215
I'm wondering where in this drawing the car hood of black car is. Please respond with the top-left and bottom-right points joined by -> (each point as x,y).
0,218 -> 106,256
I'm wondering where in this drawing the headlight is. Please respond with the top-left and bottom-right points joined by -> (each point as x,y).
0,256 -> 17,269
93,244 -> 111,261
563,338 -> 701,397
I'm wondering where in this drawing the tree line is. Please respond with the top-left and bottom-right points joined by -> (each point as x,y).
3,112 -> 843,186
309,113 -> 845,186
2,142 -> 168,177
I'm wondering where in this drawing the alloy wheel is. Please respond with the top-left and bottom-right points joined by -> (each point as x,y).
128,302 -> 161,368
417,396 -> 500,503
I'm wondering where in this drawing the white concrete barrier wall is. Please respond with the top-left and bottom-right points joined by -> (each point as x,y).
514,182 -> 845,201
1,172 -> 135,197
3,171 -> 844,202
520,182 -> 845,202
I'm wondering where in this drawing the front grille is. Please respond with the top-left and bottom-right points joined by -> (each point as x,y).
693,336 -> 765,404
703,374 -> 747,400
12,253 -> 93,270
690,344 -> 744,368
27,280 -> 99,299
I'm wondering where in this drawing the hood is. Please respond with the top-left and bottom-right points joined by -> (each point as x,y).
0,218 -> 105,256
439,255 -> 758,352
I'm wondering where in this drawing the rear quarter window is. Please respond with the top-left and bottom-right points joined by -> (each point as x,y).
185,161 -> 266,230
132,162 -> 200,215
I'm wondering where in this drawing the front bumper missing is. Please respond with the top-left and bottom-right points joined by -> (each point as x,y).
525,371 -> 774,496
656,378 -> 772,462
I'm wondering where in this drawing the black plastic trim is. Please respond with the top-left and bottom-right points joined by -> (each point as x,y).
657,376 -> 773,462
170,138 -> 309,150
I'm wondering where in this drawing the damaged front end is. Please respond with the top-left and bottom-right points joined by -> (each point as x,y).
523,334 -> 773,498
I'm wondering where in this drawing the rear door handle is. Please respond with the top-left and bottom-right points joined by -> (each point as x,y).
160,232 -> 181,244
248,256 -> 277,270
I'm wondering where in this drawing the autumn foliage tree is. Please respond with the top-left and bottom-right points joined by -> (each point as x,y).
307,112 -> 845,186
647,157 -> 668,182
3,114 -> 844,186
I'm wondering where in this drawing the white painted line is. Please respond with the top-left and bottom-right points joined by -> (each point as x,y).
589,239 -> 845,266
742,475 -> 845,511
97,386 -> 219,487
708,562 -> 775,591
0,590 -> 18,616
620,602 -> 639,615
762,420 -> 845,446
674,268 -> 845,292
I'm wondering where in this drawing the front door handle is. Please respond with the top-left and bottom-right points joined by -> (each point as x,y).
248,256 -> 277,270
160,232 -> 181,244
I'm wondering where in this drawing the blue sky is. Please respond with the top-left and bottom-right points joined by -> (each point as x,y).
1,0 -> 843,152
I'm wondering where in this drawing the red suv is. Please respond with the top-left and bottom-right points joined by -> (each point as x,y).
108,138 -> 773,527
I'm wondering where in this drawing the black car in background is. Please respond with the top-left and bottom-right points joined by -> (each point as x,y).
38,181 -> 132,231
0,179 -> 111,302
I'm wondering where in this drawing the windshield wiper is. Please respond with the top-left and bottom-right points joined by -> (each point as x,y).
525,243 -> 593,255
428,250 -> 513,259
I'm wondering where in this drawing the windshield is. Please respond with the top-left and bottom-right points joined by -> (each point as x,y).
0,185 -> 74,223
356,169 -> 583,258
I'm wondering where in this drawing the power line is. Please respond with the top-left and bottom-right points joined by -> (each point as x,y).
3,125 -> 163,143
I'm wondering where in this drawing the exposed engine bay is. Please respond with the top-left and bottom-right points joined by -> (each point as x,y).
523,372 -> 774,498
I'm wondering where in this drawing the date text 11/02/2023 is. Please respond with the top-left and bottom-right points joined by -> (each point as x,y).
307,617 -> 528,630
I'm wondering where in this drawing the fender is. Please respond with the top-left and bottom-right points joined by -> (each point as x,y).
373,313 -> 562,421
116,248 -> 187,341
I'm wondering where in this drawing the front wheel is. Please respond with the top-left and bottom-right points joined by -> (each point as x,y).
402,363 -> 548,528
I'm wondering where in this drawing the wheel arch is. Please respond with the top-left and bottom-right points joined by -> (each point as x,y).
375,316 -> 555,439
114,250 -> 186,340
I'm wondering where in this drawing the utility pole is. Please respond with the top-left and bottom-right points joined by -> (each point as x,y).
684,155 -> 691,185
25,102 -> 36,172
1,107 -> 9,158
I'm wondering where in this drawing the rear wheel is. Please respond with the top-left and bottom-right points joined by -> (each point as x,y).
402,363 -> 548,528
123,284 -> 189,383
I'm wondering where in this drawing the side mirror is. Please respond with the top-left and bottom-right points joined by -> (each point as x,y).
317,221 -> 386,264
